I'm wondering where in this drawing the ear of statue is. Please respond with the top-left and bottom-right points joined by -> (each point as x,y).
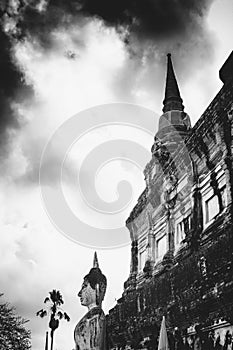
95,283 -> 100,306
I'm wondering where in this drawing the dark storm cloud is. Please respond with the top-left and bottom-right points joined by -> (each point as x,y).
0,6 -> 33,156
15,0 -> 215,45
0,0 -> 215,160
0,30 -> 30,143
76,0 -> 216,78
80,0 -> 214,39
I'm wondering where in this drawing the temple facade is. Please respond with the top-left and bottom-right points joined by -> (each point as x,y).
106,51 -> 233,350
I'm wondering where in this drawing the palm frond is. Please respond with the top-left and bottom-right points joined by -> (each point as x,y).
57,311 -> 63,320
49,290 -> 57,302
36,309 -> 47,318
36,309 -> 43,316
41,310 -> 47,318
64,312 -> 70,322
56,290 -> 64,305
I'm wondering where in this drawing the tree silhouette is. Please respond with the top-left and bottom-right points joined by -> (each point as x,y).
36,290 -> 70,350
0,294 -> 31,349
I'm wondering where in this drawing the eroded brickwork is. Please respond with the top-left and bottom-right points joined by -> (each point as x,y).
106,52 -> 233,350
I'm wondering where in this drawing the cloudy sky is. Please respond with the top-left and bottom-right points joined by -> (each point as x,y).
0,0 -> 233,349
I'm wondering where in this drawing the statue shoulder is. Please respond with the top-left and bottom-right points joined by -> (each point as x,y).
88,306 -> 105,319
75,307 -> 105,329
74,307 -> 106,350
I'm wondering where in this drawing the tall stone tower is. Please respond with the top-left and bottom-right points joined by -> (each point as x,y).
126,53 -> 192,286
107,51 -> 233,350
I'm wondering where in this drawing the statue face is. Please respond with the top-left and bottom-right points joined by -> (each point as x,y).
78,279 -> 96,308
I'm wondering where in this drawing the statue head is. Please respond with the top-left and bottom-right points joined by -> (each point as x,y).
78,252 -> 107,310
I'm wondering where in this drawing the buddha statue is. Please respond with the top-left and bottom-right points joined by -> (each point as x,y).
74,252 -> 107,350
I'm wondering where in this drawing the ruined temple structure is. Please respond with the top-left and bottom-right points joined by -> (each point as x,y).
106,51 -> 233,349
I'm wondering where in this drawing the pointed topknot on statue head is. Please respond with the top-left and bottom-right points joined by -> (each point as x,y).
93,251 -> 99,268
82,252 -> 107,306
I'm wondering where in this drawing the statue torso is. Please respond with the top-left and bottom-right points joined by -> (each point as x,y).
74,307 -> 106,350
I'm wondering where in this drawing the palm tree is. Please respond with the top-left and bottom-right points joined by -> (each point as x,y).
36,289 -> 70,350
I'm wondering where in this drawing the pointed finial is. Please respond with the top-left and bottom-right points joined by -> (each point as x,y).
93,251 -> 99,268
158,316 -> 169,350
163,53 -> 184,113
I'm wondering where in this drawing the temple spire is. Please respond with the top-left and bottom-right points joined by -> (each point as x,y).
93,251 -> 99,268
163,53 -> 184,113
